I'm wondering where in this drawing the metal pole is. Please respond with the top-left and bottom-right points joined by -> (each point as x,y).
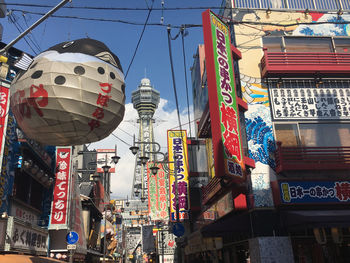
103,204 -> 107,262
161,231 -> 164,263
69,249 -> 73,263
0,0 -> 71,55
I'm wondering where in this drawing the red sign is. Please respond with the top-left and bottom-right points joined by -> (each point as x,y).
49,147 -> 72,227
202,10 -> 245,181
0,85 -> 9,160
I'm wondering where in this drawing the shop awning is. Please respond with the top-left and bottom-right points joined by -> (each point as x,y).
0,254 -> 65,263
280,209 -> 350,228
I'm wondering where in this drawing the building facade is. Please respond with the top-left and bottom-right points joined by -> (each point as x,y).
187,2 -> 350,262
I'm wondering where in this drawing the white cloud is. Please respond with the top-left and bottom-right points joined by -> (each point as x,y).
89,98 -> 195,199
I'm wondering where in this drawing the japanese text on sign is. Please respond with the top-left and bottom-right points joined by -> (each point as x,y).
280,181 -> 350,204
167,130 -> 189,222
49,147 -> 72,227
270,87 -> 350,120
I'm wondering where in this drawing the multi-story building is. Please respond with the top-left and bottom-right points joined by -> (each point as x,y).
186,1 -> 350,262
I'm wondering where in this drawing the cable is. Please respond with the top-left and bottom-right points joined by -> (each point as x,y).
8,13 -> 38,55
124,0 -> 154,79
180,26 -> 192,138
166,26 -> 183,134
110,132 -> 132,147
21,12 -> 42,53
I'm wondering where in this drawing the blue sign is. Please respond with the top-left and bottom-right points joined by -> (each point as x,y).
66,231 -> 79,245
280,181 -> 350,204
172,223 -> 185,237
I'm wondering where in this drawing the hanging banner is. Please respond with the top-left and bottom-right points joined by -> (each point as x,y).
0,82 -> 11,212
167,130 -> 190,222
96,149 -> 115,173
49,147 -> 72,229
202,10 -> 245,181
147,162 -> 169,221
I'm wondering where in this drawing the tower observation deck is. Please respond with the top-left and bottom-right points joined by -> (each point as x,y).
131,78 -> 160,200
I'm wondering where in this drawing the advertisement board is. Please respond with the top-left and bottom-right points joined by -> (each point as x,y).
96,149 -> 116,173
167,130 -> 190,221
147,162 -> 169,221
280,181 -> 350,204
202,10 -> 245,181
49,147 -> 72,229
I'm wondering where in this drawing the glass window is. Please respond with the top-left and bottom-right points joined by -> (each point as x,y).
334,38 -> 350,54
284,37 -> 333,53
299,123 -> 350,147
263,37 -> 283,52
274,123 -> 299,146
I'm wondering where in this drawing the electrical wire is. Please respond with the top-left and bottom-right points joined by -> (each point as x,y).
180,26 -> 192,138
110,132 -> 132,147
124,0 -> 154,79
8,13 -> 38,55
21,12 -> 42,53
8,9 -> 350,29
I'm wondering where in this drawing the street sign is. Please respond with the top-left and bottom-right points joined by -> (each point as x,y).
67,244 -> 76,250
66,231 -> 79,245
172,223 -> 185,237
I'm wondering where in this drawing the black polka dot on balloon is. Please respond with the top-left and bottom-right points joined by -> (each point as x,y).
110,72 -> 116,79
31,70 -> 43,79
55,75 -> 66,85
74,66 -> 85,75
98,67 -> 105,74
121,84 -> 125,94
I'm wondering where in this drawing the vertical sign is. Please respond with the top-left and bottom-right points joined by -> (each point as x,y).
96,149 -> 115,173
49,147 -> 72,228
202,10 -> 245,181
147,162 -> 169,221
167,130 -> 189,222
0,84 -> 10,212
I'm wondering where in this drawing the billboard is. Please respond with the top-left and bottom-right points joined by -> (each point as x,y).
280,181 -> 350,204
167,130 -> 189,221
202,9 -> 245,181
147,162 -> 169,221
96,149 -> 116,173
49,147 -> 72,229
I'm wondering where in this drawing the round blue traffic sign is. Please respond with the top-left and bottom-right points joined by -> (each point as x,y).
172,223 -> 185,237
66,231 -> 79,245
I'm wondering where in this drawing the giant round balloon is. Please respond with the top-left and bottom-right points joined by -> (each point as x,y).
10,38 -> 125,146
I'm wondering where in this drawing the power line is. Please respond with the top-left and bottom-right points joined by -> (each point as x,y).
125,0 -> 154,79
9,9 -> 350,28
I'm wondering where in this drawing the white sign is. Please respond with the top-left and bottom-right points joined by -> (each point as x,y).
269,87 -> 350,120
159,254 -> 175,263
11,202 -> 39,224
11,219 -> 48,253
157,230 -> 176,255
67,244 -> 76,250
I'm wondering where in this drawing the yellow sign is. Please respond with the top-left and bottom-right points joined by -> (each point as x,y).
167,130 -> 190,221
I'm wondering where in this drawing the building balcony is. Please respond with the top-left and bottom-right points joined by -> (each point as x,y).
261,48 -> 350,78
275,142 -> 350,173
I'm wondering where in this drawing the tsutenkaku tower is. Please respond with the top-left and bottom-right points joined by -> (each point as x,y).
131,77 -> 160,200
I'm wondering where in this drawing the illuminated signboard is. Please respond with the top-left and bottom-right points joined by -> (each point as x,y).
147,162 -> 169,221
167,130 -> 190,222
49,147 -> 72,229
96,149 -> 116,173
202,9 -> 245,181
280,181 -> 350,204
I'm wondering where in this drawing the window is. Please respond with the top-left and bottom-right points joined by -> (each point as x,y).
274,123 -> 299,146
284,37 -> 333,53
334,38 -> 350,54
263,37 -> 284,52
274,123 -> 350,147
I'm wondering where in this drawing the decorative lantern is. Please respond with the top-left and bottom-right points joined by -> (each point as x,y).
10,38 -> 125,146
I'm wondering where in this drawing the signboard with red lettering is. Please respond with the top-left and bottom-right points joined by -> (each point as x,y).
96,149 -> 116,173
49,147 -> 72,228
167,130 -> 190,222
202,10 -> 245,182
147,162 -> 169,221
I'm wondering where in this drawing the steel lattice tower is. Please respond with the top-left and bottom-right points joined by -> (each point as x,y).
131,78 -> 160,200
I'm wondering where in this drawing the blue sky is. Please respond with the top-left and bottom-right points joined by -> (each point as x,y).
1,0 -> 223,108
1,0 -> 224,198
